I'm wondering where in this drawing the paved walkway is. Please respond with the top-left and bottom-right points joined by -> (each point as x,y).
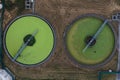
117,22 -> 120,80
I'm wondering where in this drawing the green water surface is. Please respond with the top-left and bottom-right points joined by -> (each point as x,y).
5,16 -> 54,65
66,17 -> 115,65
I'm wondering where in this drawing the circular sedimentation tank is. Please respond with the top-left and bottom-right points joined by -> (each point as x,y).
3,14 -> 55,66
64,14 -> 117,68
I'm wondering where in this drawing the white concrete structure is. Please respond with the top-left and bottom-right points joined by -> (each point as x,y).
31,0 -> 34,2
109,70 -> 112,72
0,69 -> 12,80
25,0 -> 32,9
25,0 -> 34,9
0,4 -> 2,9
25,0 -> 35,13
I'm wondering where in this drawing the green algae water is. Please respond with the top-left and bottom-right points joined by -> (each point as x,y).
4,15 -> 55,65
66,16 -> 116,65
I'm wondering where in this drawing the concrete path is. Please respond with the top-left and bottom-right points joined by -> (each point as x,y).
117,22 -> 120,80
